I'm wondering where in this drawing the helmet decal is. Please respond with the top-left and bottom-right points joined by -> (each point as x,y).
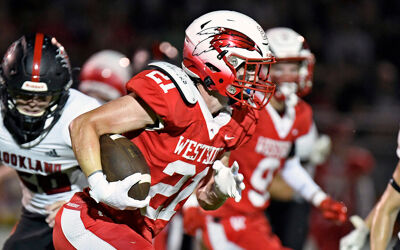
193,27 -> 263,57
31,33 -> 44,82
21,81 -> 48,92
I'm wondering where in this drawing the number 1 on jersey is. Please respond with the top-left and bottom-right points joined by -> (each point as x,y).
146,71 -> 175,93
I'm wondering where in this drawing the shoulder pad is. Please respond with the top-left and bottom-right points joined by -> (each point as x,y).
148,61 -> 198,105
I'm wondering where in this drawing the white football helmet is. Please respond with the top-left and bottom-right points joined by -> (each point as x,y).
266,27 -> 315,102
79,50 -> 132,102
183,10 -> 276,109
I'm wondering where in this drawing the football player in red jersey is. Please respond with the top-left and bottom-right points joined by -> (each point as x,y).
52,10 -> 276,249
183,27 -> 348,250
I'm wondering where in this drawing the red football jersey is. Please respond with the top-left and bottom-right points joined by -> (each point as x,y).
99,69 -> 257,239
209,100 -> 314,217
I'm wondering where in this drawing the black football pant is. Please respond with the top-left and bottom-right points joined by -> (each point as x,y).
3,207 -> 54,250
266,199 -> 311,250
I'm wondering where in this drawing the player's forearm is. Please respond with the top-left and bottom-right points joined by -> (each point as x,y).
371,162 -> 400,249
364,205 -> 377,229
370,205 -> 398,250
69,114 -> 102,177
268,174 -> 295,201
0,165 -> 17,183
370,186 -> 400,250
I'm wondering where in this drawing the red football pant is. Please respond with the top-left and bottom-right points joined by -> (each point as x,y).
53,194 -> 154,250
202,212 -> 291,250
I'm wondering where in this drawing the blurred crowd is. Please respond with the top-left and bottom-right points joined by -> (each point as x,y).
0,0 -> 400,248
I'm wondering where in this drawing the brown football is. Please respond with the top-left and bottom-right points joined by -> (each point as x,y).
99,134 -> 151,200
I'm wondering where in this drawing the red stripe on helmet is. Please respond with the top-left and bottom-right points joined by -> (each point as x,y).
210,28 -> 262,55
31,33 -> 44,82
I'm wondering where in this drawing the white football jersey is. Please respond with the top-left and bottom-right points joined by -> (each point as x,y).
0,89 -> 101,214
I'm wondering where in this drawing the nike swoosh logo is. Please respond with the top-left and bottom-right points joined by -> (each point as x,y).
224,135 -> 235,140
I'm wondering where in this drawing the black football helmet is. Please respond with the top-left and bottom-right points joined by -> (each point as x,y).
0,33 -> 72,145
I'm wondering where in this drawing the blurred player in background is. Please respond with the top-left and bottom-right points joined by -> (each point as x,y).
183,27 -> 347,250
79,49 -> 132,103
265,27 -> 333,249
0,33 -> 100,249
53,10 -> 276,249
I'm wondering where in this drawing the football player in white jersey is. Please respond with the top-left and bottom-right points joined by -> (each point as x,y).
340,129 -> 400,250
0,33 -> 100,249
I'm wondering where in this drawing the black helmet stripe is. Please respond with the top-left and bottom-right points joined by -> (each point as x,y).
31,33 -> 44,82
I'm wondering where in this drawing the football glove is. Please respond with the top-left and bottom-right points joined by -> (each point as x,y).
212,160 -> 245,202
318,196 -> 348,223
340,215 -> 369,250
88,171 -> 150,210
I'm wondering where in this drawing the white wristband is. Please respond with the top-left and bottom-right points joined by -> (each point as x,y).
88,171 -> 106,187
87,171 -> 108,203
311,190 -> 328,207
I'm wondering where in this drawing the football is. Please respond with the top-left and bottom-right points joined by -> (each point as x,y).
99,134 -> 151,200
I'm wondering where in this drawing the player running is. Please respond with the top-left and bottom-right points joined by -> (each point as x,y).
53,10 -> 276,249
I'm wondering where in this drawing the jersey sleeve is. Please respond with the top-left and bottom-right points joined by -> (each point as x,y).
61,90 -> 102,146
125,69 -> 187,129
295,122 -> 318,161
295,100 -> 314,138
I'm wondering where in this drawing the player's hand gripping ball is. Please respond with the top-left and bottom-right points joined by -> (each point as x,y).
100,134 -> 151,200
